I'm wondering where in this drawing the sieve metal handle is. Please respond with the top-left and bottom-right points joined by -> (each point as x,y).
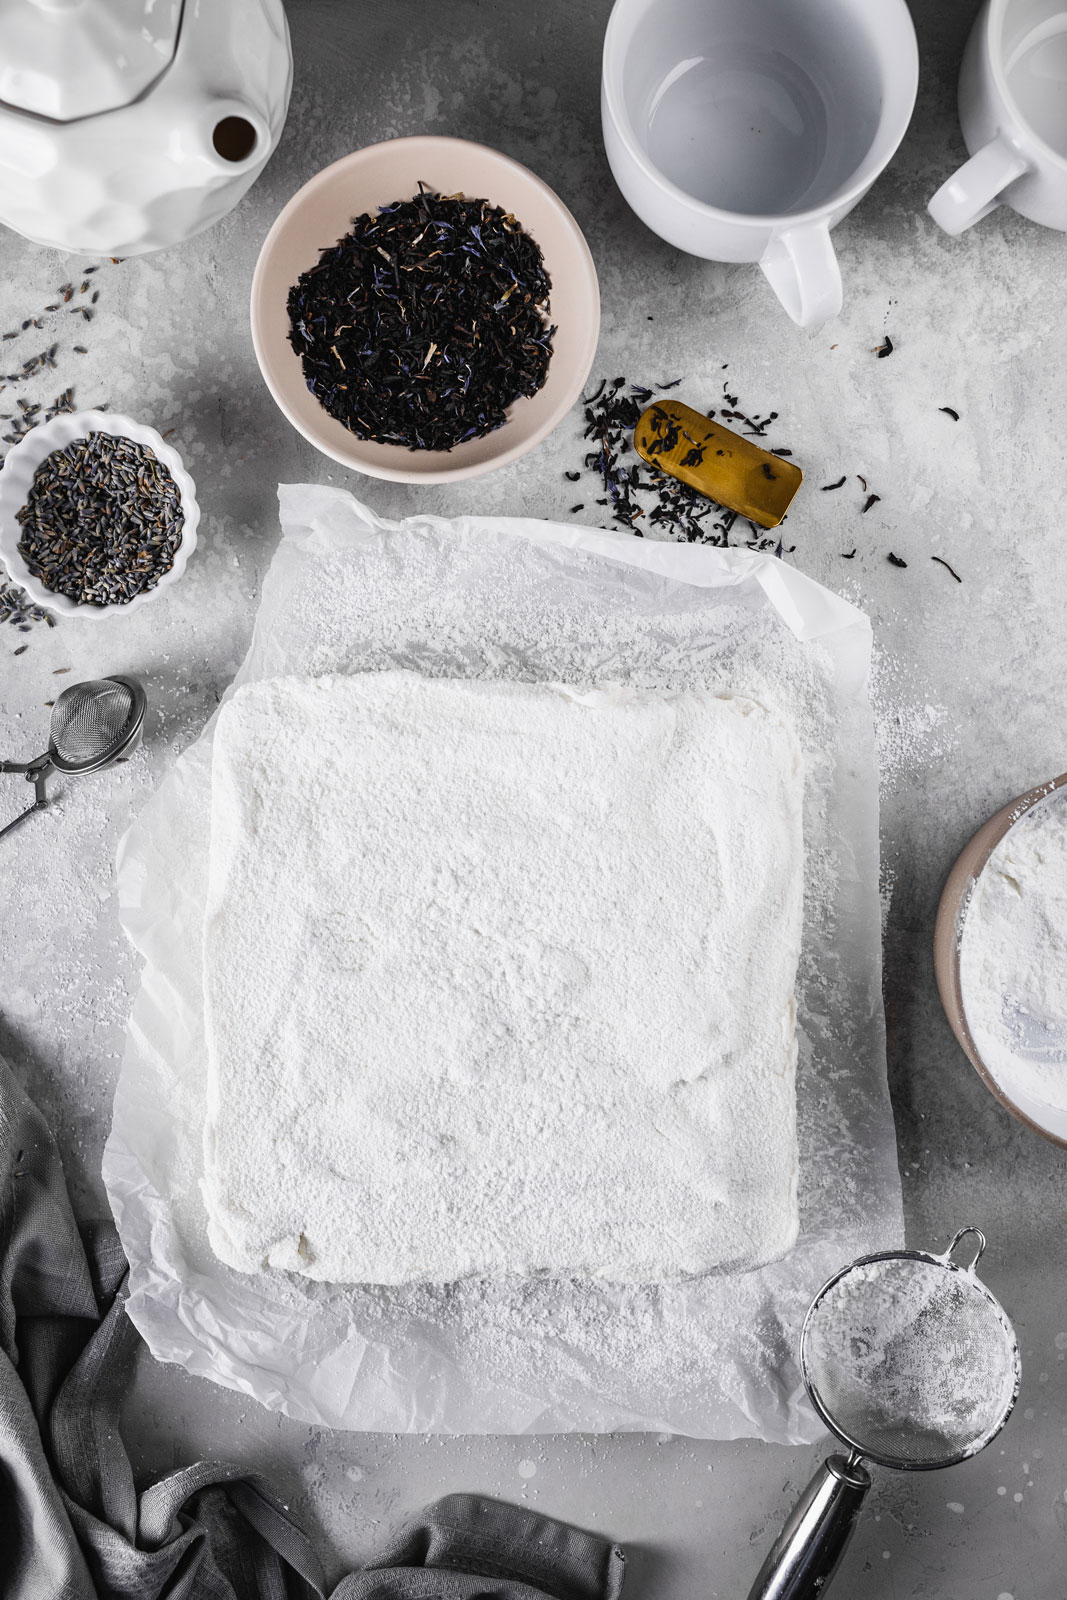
0,752 -> 50,775
745,1453 -> 871,1600
0,757 -> 52,839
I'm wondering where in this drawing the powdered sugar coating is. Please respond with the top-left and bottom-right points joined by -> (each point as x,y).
203,671 -> 804,1284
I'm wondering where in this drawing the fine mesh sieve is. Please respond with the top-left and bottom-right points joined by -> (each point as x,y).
801,1229 -> 1019,1471
48,677 -> 145,772
747,1228 -> 1019,1600
1,675 -> 146,838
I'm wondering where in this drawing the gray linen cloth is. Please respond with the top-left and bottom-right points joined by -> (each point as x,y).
0,1053 -> 627,1600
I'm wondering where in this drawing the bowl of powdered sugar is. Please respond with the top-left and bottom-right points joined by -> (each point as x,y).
935,772 -> 1067,1147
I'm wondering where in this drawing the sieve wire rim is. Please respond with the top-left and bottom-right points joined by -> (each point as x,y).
799,1244 -> 1021,1473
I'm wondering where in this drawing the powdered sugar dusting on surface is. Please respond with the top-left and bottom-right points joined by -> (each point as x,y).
868,643 -> 954,800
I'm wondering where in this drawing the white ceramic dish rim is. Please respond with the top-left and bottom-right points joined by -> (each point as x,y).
0,410 -> 199,620
249,135 -> 601,484
601,0 -> 919,228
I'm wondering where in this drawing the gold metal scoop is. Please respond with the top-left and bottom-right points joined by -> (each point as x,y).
634,400 -> 803,529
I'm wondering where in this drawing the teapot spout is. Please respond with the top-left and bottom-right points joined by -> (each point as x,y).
194,99 -> 270,173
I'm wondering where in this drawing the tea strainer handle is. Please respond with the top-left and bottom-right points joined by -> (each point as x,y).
0,752 -> 50,775
745,1453 -> 871,1600
0,758 -> 52,839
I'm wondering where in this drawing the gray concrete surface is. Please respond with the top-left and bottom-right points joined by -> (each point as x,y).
1,1 -> 1066,1595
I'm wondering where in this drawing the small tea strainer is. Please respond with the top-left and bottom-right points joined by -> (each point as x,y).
747,1227 -> 1020,1600
0,675 -> 146,839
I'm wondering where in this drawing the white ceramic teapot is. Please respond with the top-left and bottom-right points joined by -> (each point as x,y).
0,0 -> 292,256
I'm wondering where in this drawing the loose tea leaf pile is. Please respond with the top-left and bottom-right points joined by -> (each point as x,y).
287,186 -> 555,451
568,375 -> 793,548
17,432 -> 184,607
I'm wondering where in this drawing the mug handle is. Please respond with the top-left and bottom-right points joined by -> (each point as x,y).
927,134 -> 1030,235
759,221 -> 842,328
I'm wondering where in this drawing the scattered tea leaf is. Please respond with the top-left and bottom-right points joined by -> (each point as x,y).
887,552 -> 907,568
874,336 -> 894,357
861,493 -> 881,514
931,555 -> 962,582
841,549 -> 857,559
939,406 -> 960,421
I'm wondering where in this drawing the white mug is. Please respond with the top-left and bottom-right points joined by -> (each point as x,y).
928,0 -> 1067,235
601,0 -> 918,328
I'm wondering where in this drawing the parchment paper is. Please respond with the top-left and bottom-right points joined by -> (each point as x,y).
104,487 -> 903,1440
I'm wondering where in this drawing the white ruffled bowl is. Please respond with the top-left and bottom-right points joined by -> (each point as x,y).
0,410 -> 199,620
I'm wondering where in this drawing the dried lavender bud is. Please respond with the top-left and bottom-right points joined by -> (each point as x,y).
16,431 -> 183,606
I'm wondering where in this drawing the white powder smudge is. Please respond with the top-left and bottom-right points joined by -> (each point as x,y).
517,1460 -> 537,1480
879,861 -> 897,936
868,645 -> 953,799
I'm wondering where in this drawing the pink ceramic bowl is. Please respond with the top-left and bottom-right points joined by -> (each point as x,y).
250,136 -> 600,483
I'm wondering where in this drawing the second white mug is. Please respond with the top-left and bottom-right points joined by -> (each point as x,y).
601,0 -> 919,328
928,0 -> 1067,236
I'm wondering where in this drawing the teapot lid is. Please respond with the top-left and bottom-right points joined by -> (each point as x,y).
0,0 -> 182,122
